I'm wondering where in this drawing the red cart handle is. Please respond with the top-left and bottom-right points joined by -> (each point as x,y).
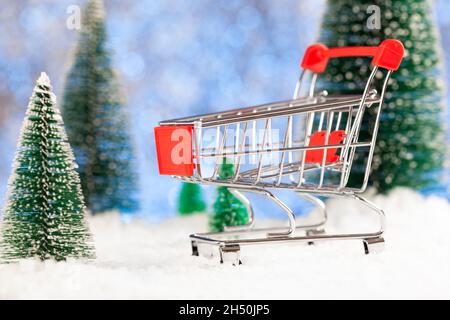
301,39 -> 404,73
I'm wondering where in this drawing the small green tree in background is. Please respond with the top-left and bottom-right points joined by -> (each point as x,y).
178,183 -> 207,215
318,0 -> 445,193
62,0 -> 139,214
209,158 -> 248,232
0,73 -> 95,262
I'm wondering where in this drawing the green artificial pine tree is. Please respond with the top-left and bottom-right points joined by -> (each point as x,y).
0,73 -> 95,262
209,158 -> 248,232
62,0 -> 139,213
318,0 -> 445,193
178,183 -> 207,215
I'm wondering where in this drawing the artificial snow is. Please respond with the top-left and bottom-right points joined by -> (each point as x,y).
1,188 -> 449,299
37,72 -> 51,87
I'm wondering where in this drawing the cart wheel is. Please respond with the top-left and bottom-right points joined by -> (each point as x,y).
363,237 -> 385,254
219,244 -> 242,266
191,241 -> 199,256
306,228 -> 326,245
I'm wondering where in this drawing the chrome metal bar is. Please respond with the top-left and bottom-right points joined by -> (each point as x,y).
339,106 -> 354,188
176,174 -> 361,194
200,138 -> 307,154
267,118 -> 273,163
235,122 -> 240,153
261,189 -> 296,237
191,230 -> 381,246
240,160 -> 316,177
352,194 -> 386,234
344,106 -> 353,137
342,99 -> 379,187
343,100 -> 377,186
276,115 -> 293,186
161,94 -> 364,126
361,71 -> 392,191
340,67 -> 378,187
194,97 -> 380,128
342,108 -> 367,187
233,122 -> 248,181
293,70 -> 306,100
159,94 -> 376,126
297,110 -> 315,187
335,112 -> 342,130
309,73 -> 318,97
318,111 -> 334,188
215,126 -> 220,155
287,115 -> 293,164
212,125 -> 228,179
255,120 -> 270,183
199,141 -> 371,159
199,126 -> 362,154
341,67 -> 378,162
288,70 -> 306,165
251,120 -> 257,164
252,162 -> 340,180
189,193 -> 385,257
193,122 -> 203,179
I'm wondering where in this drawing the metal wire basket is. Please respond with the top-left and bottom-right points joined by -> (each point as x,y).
155,39 -> 404,264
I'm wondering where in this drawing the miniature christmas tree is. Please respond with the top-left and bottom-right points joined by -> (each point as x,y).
62,0 -> 139,214
209,158 -> 248,232
0,73 -> 95,262
318,0 -> 445,193
178,183 -> 207,215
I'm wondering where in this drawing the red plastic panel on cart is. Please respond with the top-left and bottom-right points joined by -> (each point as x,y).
305,130 -> 346,164
154,125 -> 195,176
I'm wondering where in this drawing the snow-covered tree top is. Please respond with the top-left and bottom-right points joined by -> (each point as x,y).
37,72 -> 51,87
89,0 -> 105,20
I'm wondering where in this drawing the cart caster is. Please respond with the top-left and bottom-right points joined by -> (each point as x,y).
306,228 -> 326,245
363,237 -> 385,254
219,244 -> 242,266
191,241 -> 199,256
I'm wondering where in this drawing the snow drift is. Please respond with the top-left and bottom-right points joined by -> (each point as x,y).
0,188 -> 449,299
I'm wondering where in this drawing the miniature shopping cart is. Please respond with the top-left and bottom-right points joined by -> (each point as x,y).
154,39 -> 404,265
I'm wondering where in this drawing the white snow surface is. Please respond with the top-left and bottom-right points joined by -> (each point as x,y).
37,72 -> 51,87
1,188 -> 449,300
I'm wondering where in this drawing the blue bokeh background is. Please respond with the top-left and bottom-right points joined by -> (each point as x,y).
0,0 -> 449,220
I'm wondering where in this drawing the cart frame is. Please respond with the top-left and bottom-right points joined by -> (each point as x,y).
155,39 -> 404,264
